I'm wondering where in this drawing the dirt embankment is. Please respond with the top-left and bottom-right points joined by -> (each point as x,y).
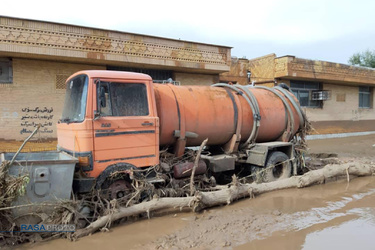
0,139 -> 56,153
307,134 -> 375,160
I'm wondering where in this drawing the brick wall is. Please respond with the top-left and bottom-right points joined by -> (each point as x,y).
175,72 -> 218,86
249,54 -> 276,83
219,58 -> 249,85
278,79 -> 290,86
0,58 -> 104,141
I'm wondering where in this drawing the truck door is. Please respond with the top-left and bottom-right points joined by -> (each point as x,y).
92,80 -> 159,177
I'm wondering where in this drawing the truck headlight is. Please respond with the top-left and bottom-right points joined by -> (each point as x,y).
78,156 -> 90,167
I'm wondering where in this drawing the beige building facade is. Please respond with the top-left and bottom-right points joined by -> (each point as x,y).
0,16 -> 231,147
224,54 -> 375,134
1,16 -> 375,151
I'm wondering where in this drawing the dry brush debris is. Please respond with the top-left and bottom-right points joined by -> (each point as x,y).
73,161 -> 375,238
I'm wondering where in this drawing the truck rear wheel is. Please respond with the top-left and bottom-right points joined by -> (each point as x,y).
263,151 -> 292,182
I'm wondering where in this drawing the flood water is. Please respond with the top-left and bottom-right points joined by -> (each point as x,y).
236,176 -> 375,250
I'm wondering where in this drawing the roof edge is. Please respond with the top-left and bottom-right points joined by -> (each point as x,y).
0,15 -> 232,49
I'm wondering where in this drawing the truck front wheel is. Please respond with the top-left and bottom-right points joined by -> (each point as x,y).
263,151 -> 292,182
96,163 -> 136,200
103,178 -> 133,200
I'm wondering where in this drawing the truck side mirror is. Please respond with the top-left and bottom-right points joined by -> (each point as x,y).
95,82 -> 107,119
99,86 -> 107,108
94,110 -> 100,120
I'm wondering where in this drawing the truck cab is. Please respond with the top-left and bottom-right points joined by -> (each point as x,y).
57,71 -> 160,191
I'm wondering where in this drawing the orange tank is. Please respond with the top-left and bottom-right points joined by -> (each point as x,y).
154,83 -> 303,148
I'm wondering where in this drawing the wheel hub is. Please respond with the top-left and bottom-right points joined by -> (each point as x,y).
108,179 -> 132,199
272,163 -> 284,178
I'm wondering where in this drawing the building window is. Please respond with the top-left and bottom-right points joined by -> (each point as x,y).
359,86 -> 372,108
290,81 -> 322,108
0,58 -> 13,83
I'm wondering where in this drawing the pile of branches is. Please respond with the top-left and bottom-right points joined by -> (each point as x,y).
0,159 -> 180,246
0,159 -> 80,245
73,160 -> 375,238
0,160 -> 30,245
1,153 -> 375,246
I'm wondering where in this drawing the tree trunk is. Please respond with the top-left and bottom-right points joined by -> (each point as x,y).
73,162 -> 375,239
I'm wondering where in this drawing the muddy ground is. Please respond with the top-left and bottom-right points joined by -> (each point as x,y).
23,135 -> 375,250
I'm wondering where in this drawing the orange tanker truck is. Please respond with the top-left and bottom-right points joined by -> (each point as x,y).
54,70 -> 307,199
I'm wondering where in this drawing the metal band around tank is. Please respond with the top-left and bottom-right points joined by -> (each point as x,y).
235,85 -> 262,146
166,85 -> 186,139
274,86 -> 305,129
223,88 -> 238,131
254,86 -> 295,141
212,83 -> 260,148
166,84 -> 188,157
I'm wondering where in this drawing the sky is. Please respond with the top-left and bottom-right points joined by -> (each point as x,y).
1,0 -> 375,64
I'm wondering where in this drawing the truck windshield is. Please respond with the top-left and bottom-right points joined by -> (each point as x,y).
61,75 -> 88,123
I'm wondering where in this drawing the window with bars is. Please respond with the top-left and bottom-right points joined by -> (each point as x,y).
290,81 -> 322,108
56,74 -> 70,90
359,86 -> 372,108
0,58 -> 13,83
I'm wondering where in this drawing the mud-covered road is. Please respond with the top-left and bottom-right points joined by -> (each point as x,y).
26,135 -> 375,250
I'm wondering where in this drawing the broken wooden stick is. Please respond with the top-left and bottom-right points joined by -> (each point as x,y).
190,138 -> 208,196
9,124 -> 40,166
73,162 -> 375,239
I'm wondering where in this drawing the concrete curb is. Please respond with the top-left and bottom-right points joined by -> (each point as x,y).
307,131 -> 375,140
